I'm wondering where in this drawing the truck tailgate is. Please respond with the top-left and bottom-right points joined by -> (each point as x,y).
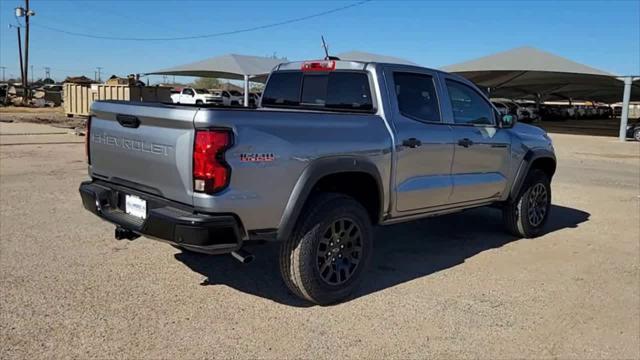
89,102 -> 197,205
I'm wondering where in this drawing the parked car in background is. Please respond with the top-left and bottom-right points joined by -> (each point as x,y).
558,105 -> 576,119
597,105 -> 613,118
248,92 -> 261,107
626,120 -> 640,141
516,101 -> 540,122
170,88 -> 218,105
613,106 -> 623,118
575,105 -> 599,119
208,90 -> 232,106
81,59 -> 557,304
491,101 -> 509,116
227,90 -> 244,106
491,99 -> 533,122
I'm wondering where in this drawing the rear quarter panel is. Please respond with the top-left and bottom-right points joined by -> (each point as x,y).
192,108 -> 393,232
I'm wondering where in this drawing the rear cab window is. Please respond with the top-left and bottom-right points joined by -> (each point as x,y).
262,71 -> 374,113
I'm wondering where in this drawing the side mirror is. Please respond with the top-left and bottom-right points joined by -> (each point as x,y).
500,114 -> 516,128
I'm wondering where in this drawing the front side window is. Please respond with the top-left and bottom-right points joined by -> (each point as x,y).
183,89 -> 194,96
393,72 -> 441,123
446,80 -> 494,125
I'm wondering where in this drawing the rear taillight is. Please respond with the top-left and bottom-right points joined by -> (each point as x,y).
193,130 -> 232,194
85,116 -> 91,164
301,60 -> 336,72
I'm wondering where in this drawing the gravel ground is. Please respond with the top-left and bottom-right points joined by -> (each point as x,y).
0,122 -> 638,359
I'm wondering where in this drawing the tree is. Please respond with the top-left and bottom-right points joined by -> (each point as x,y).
193,77 -> 221,89
250,83 -> 265,93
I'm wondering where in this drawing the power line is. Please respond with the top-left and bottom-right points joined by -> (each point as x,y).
31,1 -> 370,41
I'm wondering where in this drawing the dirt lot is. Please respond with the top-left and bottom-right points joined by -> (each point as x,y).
1,120 -> 639,359
0,107 -> 85,129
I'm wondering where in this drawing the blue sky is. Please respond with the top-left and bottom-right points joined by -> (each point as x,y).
0,0 -> 638,83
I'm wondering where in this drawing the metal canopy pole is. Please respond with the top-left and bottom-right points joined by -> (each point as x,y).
618,76 -> 633,141
243,74 -> 250,107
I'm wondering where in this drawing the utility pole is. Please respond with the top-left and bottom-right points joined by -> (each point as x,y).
15,1 -> 35,103
96,67 -> 103,82
30,65 -> 33,83
25,0 -> 30,86
0,66 -> 6,82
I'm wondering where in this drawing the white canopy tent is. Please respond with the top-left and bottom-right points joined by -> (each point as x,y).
146,54 -> 284,107
442,47 -> 639,141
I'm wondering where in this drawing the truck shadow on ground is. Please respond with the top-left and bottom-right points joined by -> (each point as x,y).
174,205 -> 589,307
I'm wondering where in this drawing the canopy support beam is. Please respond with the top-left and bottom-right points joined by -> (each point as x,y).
619,76 -> 633,141
243,75 -> 250,108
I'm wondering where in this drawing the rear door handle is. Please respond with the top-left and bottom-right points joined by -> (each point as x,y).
117,114 -> 140,128
458,138 -> 474,147
402,138 -> 422,148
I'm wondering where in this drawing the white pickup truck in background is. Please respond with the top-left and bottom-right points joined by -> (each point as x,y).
170,88 -> 218,105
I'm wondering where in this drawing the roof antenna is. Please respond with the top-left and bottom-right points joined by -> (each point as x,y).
321,36 -> 340,61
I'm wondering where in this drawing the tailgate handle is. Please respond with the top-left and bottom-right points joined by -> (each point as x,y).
116,115 -> 140,128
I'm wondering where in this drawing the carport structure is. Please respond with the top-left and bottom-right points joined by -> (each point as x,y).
147,54 -> 284,107
442,47 -> 640,141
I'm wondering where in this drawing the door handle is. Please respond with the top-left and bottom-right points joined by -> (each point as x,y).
458,138 -> 474,148
402,138 -> 422,148
116,114 -> 140,128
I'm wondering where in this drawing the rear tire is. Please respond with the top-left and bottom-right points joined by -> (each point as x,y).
503,169 -> 551,238
196,100 -> 203,105
634,128 -> 640,142
279,193 -> 373,305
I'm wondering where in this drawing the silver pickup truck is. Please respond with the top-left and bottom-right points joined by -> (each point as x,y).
80,59 -> 556,304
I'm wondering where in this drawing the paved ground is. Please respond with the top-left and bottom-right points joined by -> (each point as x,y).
1,121 -> 639,359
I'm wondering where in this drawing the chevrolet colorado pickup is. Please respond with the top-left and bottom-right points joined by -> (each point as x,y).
80,59 -> 556,304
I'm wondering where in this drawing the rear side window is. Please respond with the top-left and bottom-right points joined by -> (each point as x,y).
445,80 -> 494,125
393,72 -> 441,123
262,71 -> 373,112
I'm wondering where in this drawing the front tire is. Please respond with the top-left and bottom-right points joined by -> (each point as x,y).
279,193 -> 373,305
503,169 -> 551,238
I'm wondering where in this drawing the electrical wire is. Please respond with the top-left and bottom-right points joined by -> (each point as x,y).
31,0 -> 371,41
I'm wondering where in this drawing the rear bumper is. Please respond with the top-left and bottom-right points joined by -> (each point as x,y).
79,180 -> 244,254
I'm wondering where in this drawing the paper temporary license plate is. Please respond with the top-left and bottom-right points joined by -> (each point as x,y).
125,194 -> 147,219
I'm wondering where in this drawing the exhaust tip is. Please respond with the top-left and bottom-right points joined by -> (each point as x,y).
231,250 -> 254,264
